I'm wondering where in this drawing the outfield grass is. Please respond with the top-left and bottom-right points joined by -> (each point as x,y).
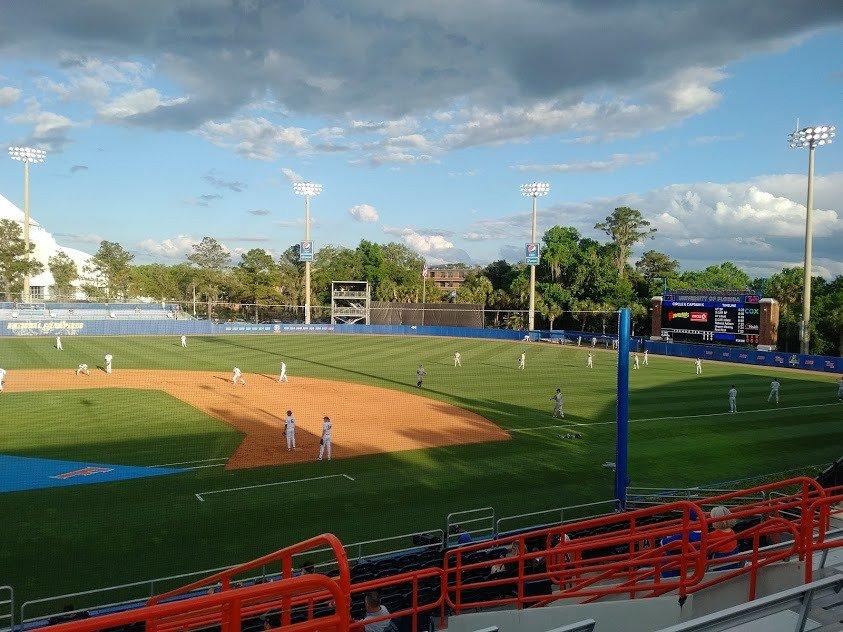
0,334 -> 840,608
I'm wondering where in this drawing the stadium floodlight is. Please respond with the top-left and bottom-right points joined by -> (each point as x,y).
8,146 -> 47,303
520,182 -> 550,331
787,124 -> 835,354
291,181 -> 323,324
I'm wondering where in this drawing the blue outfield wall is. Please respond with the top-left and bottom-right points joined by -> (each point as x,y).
1,318 -> 839,373
643,339 -> 842,374
0,319 -> 528,341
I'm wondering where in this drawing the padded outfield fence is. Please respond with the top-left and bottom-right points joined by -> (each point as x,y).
2,321 -> 841,374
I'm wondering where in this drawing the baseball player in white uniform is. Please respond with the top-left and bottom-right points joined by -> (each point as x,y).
278,361 -> 288,382
518,352 -> 526,370
633,353 -> 640,370
591,337 -> 597,348
318,416 -> 333,460
576,336 -> 582,347
416,365 -> 427,388
768,379 -> 780,403
56,336 -> 63,351
643,350 -> 649,366
728,385 -> 738,413
587,352 -> 593,369
75,363 -> 90,376
180,335 -> 187,348
0,367 -> 6,392
104,353 -> 113,374
695,359 -> 702,375
551,388 -> 564,418
284,410 -> 296,450
453,352 -> 462,367
232,366 -> 246,385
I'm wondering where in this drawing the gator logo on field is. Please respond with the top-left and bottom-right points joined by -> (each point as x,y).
50,467 -> 113,480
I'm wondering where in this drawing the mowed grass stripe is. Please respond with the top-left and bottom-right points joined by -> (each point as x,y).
0,333 -> 838,604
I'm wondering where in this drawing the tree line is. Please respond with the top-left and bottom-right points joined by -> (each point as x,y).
0,208 -> 839,355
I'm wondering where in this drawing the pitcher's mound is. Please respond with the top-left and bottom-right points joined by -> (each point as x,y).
7,369 -> 510,469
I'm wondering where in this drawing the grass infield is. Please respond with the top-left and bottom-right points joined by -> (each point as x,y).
0,333 -> 840,606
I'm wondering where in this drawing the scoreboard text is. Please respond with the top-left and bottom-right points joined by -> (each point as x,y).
660,293 -> 761,344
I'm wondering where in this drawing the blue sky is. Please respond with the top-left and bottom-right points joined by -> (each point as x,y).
0,2 -> 841,277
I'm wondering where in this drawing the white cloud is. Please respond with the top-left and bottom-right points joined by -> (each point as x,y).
463,172 -> 843,278
383,226 -> 454,253
349,204 -> 379,222
0,87 -> 22,107
137,235 -> 199,259
511,152 -> 658,173
197,117 -> 310,161
280,167 -> 303,183
98,88 -> 189,120
8,99 -> 78,151
351,150 -> 434,167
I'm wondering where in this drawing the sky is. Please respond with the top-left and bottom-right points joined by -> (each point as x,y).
0,1 -> 841,278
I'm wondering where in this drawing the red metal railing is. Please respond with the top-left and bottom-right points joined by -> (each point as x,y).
23,477 -> 843,632
803,486 -> 843,582
27,574 -> 348,632
443,501 -> 709,612
350,567 -> 445,632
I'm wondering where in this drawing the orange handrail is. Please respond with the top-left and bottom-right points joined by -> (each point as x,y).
148,533 -> 350,605
32,574 -> 348,632
803,492 -> 843,582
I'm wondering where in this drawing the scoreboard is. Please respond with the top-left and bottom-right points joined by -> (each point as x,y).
660,292 -> 761,345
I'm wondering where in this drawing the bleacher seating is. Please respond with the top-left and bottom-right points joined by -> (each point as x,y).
0,302 -> 189,321
14,475 -> 843,632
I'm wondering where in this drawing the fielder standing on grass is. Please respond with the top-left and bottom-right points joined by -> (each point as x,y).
768,378 -> 781,404
518,352 -> 526,370
180,335 -> 187,348
587,352 -> 593,369
453,352 -> 461,367
104,353 -> 113,375
318,416 -> 332,460
551,388 -> 564,418
695,358 -> 702,375
633,353 -> 640,370
416,364 -> 426,388
56,336 -> 63,351
284,410 -> 296,450
643,350 -> 649,366
728,384 -> 738,413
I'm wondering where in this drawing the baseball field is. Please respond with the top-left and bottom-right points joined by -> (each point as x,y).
1,333 -> 840,608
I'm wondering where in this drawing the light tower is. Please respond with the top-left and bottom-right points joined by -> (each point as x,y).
520,181 -> 550,331
8,146 -> 47,303
787,124 -> 835,354
292,181 -> 322,324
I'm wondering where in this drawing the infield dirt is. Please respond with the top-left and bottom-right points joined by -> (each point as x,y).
5,369 -> 510,469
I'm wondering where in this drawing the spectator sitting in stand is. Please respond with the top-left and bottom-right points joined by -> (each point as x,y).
658,509 -> 703,578
708,506 -> 741,570
449,524 -> 472,545
360,591 -> 396,632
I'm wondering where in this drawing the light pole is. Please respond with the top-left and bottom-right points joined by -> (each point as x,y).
520,181 -> 550,331
787,124 -> 835,355
8,146 -> 46,303
292,181 -> 322,324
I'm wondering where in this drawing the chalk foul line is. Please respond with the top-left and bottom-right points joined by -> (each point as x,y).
507,401 -> 841,433
195,473 -> 355,502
